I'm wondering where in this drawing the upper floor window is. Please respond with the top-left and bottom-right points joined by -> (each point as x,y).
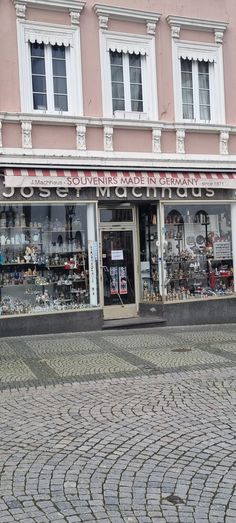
16,21 -> 83,115
173,41 -> 225,124
100,32 -> 158,120
31,42 -> 68,112
181,58 -> 211,121
110,51 -> 143,113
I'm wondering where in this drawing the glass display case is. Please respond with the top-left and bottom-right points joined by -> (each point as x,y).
0,203 -> 98,315
163,204 -> 234,301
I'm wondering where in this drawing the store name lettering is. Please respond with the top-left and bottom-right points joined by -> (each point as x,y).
1,186 -> 215,200
95,187 -> 215,199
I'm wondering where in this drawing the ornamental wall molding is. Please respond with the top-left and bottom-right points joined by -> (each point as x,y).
2,114 -> 236,135
76,125 -> 86,151
2,150 -> 236,169
176,128 -> 185,154
14,2 -> 26,18
21,121 -> 32,149
166,15 -> 228,43
94,4 -> 160,35
152,128 -> 162,153
13,0 -> 85,24
215,31 -> 224,45
146,22 -> 157,36
171,25 -> 180,39
220,130 -> 229,155
104,126 -> 113,152
70,11 -> 81,26
13,0 -> 85,13
98,15 -> 108,30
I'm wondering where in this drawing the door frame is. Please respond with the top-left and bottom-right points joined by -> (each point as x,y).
99,210 -> 139,319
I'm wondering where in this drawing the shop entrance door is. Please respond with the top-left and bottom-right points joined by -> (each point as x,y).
101,229 -> 137,319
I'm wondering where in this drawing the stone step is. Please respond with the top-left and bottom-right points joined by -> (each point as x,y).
102,316 -> 166,330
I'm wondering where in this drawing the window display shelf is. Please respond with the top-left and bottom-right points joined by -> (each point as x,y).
0,204 -> 98,317
165,222 -> 209,226
1,244 -> 44,248
163,205 -> 234,302
0,262 -> 45,266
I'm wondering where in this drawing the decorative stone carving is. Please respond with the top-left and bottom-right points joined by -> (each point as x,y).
21,121 -> 32,149
215,30 -> 224,44
76,125 -> 86,151
152,128 -> 161,153
104,126 -> 113,152
220,130 -> 229,155
14,2 -> 26,18
176,128 -> 185,154
70,11 -> 80,26
171,25 -> 180,39
146,22 -> 156,36
99,15 -> 108,30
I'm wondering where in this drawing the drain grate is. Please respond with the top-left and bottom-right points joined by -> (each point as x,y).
171,348 -> 192,353
165,494 -> 185,505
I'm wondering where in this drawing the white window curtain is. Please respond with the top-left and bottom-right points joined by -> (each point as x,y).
181,57 -> 211,120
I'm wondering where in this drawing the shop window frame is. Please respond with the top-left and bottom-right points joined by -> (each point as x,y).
99,31 -> 158,119
172,40 -> 226,124
0,200 -> 99,316
16,20 -> 83,116
160,202 -> 233,302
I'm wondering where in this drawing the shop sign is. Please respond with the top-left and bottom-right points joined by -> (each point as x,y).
0,178 -> 234,201
88,240 -> 98,305
213,241 -> 231,260
4,170 -> 236,189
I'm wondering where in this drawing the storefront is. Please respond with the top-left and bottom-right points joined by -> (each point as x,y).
1,169 -> 236,335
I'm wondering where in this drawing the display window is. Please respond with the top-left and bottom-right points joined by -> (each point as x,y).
162,203 -> 234,301
139,204 -> 161,303
0,203 -> 99,316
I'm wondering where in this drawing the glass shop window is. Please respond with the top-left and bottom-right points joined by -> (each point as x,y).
163,204 -> 233,301
0,203 -> 99,316
100,207 -> 133,222
139,204 -> 161,302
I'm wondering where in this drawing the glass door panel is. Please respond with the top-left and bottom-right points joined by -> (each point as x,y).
102,230 -> 135,306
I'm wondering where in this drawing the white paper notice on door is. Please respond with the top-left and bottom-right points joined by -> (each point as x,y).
119,266 -> 128,295
111,250 -> 124,261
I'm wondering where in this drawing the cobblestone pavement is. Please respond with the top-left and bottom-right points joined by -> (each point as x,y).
0,324 -> 236,523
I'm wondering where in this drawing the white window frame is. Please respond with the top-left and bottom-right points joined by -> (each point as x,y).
100,31 -> 158,120
110,51 -> 146,114
173,40 -> 225,124
16,20 -> 83,116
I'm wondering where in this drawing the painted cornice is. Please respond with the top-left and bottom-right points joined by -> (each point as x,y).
13,0 -> 86,13
93,4 -> 161,24
166,15 -> 228,33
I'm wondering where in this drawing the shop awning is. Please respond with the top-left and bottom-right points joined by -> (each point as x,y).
3,169 -> 236,189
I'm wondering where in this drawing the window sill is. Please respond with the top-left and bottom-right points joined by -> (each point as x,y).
181,119 -> 213,125
31,110 -> 72,116
114,111 -> 149,121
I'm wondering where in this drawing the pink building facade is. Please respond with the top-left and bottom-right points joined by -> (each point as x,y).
1,0 -> 236,333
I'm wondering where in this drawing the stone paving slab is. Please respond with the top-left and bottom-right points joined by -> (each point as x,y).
0,324 -> 236,522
